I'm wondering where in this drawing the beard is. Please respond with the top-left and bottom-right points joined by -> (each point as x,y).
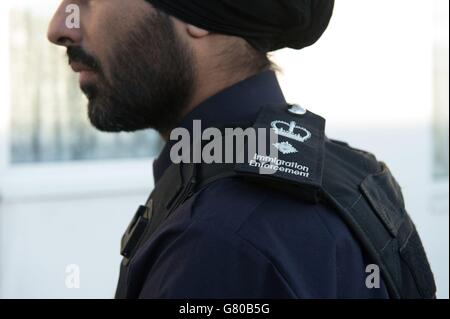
68,11 -> 196,134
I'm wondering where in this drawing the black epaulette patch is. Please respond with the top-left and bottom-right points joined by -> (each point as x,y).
235,104 -> 326,202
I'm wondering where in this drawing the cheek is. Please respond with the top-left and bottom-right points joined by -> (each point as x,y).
82,1 -> 153,77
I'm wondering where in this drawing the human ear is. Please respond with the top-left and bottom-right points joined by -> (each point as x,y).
186,24 -> 210,38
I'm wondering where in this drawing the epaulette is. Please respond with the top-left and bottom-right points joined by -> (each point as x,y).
234,103 -> 326,203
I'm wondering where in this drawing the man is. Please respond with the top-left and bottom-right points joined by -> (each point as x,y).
47,0 -> 436,299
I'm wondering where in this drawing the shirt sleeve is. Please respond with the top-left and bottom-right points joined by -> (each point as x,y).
138,219 -> 297,299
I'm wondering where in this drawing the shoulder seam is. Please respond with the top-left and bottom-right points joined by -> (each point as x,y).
191,219 -> 298,298
234,230 -> 299,298
233,196 -> 300,297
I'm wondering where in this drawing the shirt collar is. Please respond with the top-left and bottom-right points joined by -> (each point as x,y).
153,70 -> 286,182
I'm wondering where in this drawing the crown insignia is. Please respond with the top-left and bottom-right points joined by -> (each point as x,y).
271,120 -> 312,143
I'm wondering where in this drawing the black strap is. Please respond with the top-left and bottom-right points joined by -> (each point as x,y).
120,162 -> 196,264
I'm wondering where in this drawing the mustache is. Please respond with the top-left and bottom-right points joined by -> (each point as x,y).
67,46 -> 101,72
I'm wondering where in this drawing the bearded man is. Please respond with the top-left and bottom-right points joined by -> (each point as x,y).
47,0 -> 435,299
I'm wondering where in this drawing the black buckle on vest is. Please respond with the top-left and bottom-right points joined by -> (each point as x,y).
120,201 -> 153,259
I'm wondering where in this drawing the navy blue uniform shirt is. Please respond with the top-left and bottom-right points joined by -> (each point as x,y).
124,71 -> 389,299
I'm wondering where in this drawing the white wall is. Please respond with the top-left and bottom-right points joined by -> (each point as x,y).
0,194 -> 143,298
0,0 -> 448,299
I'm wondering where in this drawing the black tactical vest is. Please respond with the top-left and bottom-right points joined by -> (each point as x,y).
116,104 -> 436,299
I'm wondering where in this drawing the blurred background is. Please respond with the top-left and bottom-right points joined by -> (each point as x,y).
0,0 -> 448,299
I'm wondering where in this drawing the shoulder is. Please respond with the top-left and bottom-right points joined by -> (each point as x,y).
176,176 -> 382,298
147,177 -> 387,298
189,176 -> 356,246
141,184 -> 299,298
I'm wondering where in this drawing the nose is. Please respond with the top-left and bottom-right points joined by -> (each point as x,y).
47,1 -> 82,47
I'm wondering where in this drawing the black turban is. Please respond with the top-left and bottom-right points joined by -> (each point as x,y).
147,0 -> 335,52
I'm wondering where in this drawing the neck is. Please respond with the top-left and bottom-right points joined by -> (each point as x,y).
189,69 -> 258,115
160,66 -> 259,141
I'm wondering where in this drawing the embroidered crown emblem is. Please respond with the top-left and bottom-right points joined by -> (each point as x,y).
271,120 -> 312,143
